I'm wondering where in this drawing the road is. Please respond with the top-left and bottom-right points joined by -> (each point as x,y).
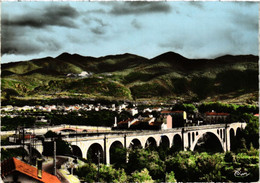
43,156 -> 70,183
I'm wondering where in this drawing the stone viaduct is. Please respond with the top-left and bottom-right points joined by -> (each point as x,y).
61,122 -> 246,165
11,122 -> 245,165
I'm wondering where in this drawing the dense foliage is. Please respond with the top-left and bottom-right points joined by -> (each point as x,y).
75,163 -> 128,182
42,131 -> 72,156
74,118 -> 259,182
1,116 -> 36,131
1,147 -> 28,161
241,114 -> 259,149
75,147 -> 259,182
171,103 -> 197,113
45,110 -> 117,126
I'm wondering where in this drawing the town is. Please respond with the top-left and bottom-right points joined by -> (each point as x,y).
1,101 -> 259,182
2,102 -> 253,131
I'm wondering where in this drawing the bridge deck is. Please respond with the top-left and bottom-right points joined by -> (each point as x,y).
44,123 -> 231,142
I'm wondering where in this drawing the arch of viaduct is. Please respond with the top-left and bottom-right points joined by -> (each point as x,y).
66,122 -> 246,165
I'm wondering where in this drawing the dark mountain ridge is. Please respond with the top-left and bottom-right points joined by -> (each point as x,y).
2,51 -> 258,76
2,51 -> 258,103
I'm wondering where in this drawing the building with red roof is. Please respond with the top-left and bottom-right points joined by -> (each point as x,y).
160,110 -> 187,127
204,111 -> 230,124
1,157 -> 61,183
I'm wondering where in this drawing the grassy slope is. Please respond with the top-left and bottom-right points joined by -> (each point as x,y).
1,52 -> 258,104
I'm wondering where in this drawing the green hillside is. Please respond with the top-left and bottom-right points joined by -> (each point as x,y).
1,52 -> 258,104
31,77 -> 131,99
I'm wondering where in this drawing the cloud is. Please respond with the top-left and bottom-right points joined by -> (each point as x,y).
36,36 -> 61,51
1,4 -> 78,55
2,27 -> 41,55
237,2 -> 257,7
110,2 -> 171,15
83,17 -> 108,27
159,23 -> 258,59
230,11 -> 258,32
82,17 -> 108,35
85,9 -> 107,14
2,28 -> 62,55
131,19 -> 142,29
2,22 -> 62,55
2,4 -> 79,28
91,27 -> 106,35
188,2 -> 204,9
92,18 -> 107,27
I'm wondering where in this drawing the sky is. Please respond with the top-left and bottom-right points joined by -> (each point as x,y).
1,1 -> 258,63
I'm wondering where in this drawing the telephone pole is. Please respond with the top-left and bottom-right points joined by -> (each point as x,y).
53,140 -> 56,176
22,126 -> 25,161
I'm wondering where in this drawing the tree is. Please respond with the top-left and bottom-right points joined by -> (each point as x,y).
42,131 -> 71,156
99,164 -> 127,183
1,148 -> 28,161
237,114 -> 259,149
165,171 -> 177,182
110,147 -> 127,169
127,149 -> 165,181
172,103 -> 197,113
128,168 -> 154,183
74,163 -> 97,182
75,163 -> 127,183
56,137 -> 72,155
44,130 -> 58,138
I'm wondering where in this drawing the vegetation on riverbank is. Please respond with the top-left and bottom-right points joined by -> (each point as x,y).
75,147 -> 259,182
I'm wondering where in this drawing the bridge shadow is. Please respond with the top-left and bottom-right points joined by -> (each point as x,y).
145,137 -> 157,150
129,139 -> 142,150
71,145 -> 82,158
172,134 -> 182,152
194,132 -> 223,153
87,143 -> 104,164
110,141 -> 126,168
159,136 -> 170,150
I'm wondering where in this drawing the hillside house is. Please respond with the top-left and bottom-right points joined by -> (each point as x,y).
161,110 -> 187,127
116,118 -> 133,129
158,115 -> 172,129
204,111 -> 230,124
126,108 -> 139,116
129,117 -> 158,130
152,107 -> 162,112
115,117 -> 165,130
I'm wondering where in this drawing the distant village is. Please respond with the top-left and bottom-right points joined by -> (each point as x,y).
1,101 -> 238,131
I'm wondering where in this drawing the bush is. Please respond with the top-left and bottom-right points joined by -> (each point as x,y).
75,163 -> 127,183
129,168 -> 154,183
165,171 -> 177,182
1,147 -> 28,161
127,149 -> 165,181
75,163 -> 97,182
99,165 -> 128,183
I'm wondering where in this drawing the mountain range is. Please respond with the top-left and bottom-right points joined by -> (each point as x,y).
1,51 -> 258,104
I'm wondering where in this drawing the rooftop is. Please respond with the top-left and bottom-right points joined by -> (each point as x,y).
161,110 -> 184,114
205,112 -> 230,116
1,157 -> 61,183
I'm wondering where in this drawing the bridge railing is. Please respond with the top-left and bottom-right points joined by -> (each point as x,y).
184,123 -> 226,131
